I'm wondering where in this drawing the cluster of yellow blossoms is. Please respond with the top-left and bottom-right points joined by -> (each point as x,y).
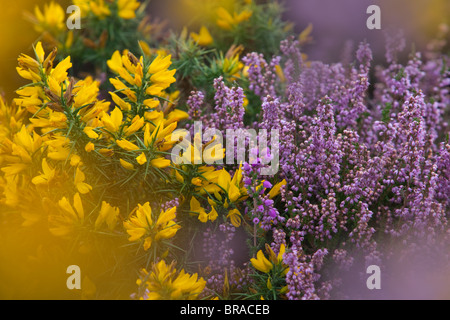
0,41 -> 201,298
31,0 -> 141,31
74,0 -> 141,20
136,260 -> 206,300
250,244 -> 289,297
0,39 -> 264,299
124,203 -> 180,252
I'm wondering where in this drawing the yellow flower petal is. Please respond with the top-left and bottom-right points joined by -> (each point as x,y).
148,54 -> 172,75
70,154 -> 82,167
190,26 -> 213,46
83,126 -> 99,139
35,41 -> 45,63
120,158 -> 135,170
269,179 -> 286,199
95,201 -> 119,230
51,56 -> 72,83
250,250 -> 273,273
85,142 -> 95,152
136,152 -> 147,165
150,157 -> 171,168
116,139 -> 139,151
226,208 -> 241,227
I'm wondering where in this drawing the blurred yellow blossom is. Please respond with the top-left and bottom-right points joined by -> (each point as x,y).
190,26 -> 214,46
136,260 -> 206,300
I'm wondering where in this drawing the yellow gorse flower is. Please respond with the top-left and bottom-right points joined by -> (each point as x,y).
48,192 -> 85,237
136,152 -> 147,165
268,179 -> 287,199
14,42 -> 81,131
120,158 -> 135,170
123,203 -> 180,251
250,250 -> 273,273
136,260 -> 206,300
108,50 -> 176,98
124,115 -> 145,136
266,243 -> 286,265
216,6 -> 253,30
16,42 -> 46,83
217,163 -> 247,204
250,244 -> 288,274
1,126 -> 43,176
226,208 -> 242,227
95,201 -> 120,231
190,26 -> 214,46
73,0 -> 91,17
174,132 -> 225,169
89,0 -> 111,19
116,139 -> 140,151
45,135 -> 71,160
85,141 -> 95,153
31,158 -> 55,185
190,196 -> 218,223
0,96 -> 26,140
101,50 -> 186,174
71,0 -> 141,25
222,54 -> 245,80
117,0 -> 141,19
144,121 -> 178,152
74,167 -> 92,194
30,1 -> 66,33
73,77 -> 99,108
101,107 -> 123,134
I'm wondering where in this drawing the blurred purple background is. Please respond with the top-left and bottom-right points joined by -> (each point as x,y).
149,0 -> 449,63
283,0 -> 448,63
284,0 -> 385,62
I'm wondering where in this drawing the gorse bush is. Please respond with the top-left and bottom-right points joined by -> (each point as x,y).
0,0 -> 449,299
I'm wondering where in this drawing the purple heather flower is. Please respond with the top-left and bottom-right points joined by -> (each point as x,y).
242,53 -> 281,99
193,32 -> 450,300
244,177 -> 252,186
263,181 -> 272,189
268,208 -> 278,218
211,77 -> 246,131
